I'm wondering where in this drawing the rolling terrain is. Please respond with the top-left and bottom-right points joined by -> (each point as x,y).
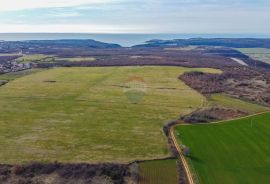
1,38 -> 270,183
0,66 -> 219,163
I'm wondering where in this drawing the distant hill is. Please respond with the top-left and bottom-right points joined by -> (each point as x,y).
23,39 -> 122,48
0,39 -> 121,53
133,38 -> 270,48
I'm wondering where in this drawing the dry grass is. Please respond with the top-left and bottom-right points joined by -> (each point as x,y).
0,66 -> 219,163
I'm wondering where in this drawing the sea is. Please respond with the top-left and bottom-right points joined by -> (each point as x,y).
0,33 -> 269,47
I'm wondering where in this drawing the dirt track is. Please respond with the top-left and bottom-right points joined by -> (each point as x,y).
170,126 -> 195,184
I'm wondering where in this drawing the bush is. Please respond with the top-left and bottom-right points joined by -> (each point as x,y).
182,146 -> 191,156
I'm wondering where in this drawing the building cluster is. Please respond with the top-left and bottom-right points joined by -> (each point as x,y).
0,61 -> 31,73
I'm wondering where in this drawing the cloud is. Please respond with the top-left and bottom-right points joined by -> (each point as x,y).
0,0 -> 268,12
0,0 -> 115,11
0,23 -> 148,33
49,12 -> 82,18
0,0 -> 269,33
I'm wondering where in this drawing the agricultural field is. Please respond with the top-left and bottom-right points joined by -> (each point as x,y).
15,54 -> 55,63
237,48 -> 270,64
164,46 -> 199,51
0,66 -> 219,163
0,53 -> 21,56
209,94 -> 270,114
139,159 -> 178,184
8,54 -> 97,63
14,54 -> 97,63
55,57 -> 96,62
175,112 -> 270,184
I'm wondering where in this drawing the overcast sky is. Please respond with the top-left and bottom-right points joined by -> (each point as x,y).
0,0 -> 269,33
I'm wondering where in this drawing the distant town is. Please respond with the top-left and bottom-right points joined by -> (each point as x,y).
0,60 -> 32,73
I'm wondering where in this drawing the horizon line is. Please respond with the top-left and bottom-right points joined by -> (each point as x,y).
0,32 -> 269,35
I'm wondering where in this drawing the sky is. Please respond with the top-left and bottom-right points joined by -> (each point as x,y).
0,0 -> 269,34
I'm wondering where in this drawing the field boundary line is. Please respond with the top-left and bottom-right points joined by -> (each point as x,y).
170,126 -> 195,184
180,111 -> 270,126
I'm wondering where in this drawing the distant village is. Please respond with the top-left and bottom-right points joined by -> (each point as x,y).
0,60 -> 32,73
0,44 -> 33,74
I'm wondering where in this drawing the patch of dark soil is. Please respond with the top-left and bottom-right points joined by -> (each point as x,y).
112,85 -> 177,91
44,80 -> 57,83
111,85 -> 130,88
0,80 -> 8,87
181,107 -> 247,124
156,87 -> 177,90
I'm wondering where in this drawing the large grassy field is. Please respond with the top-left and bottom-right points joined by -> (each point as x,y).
0,66 -> 219,163
175,112 -> 270,184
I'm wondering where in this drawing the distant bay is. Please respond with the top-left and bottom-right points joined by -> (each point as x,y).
0,33 -> 269,47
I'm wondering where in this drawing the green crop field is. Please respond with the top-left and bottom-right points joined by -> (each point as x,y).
0,66 -> 219,163
0,53 -> 21,56
139,159 -> 178,184
210,94 -> 270,114
16,54 -> 55,63
55,57 -> 96,62
13,54 -> 97,63
237,48 -> 270,64
175,112 -> 270,184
